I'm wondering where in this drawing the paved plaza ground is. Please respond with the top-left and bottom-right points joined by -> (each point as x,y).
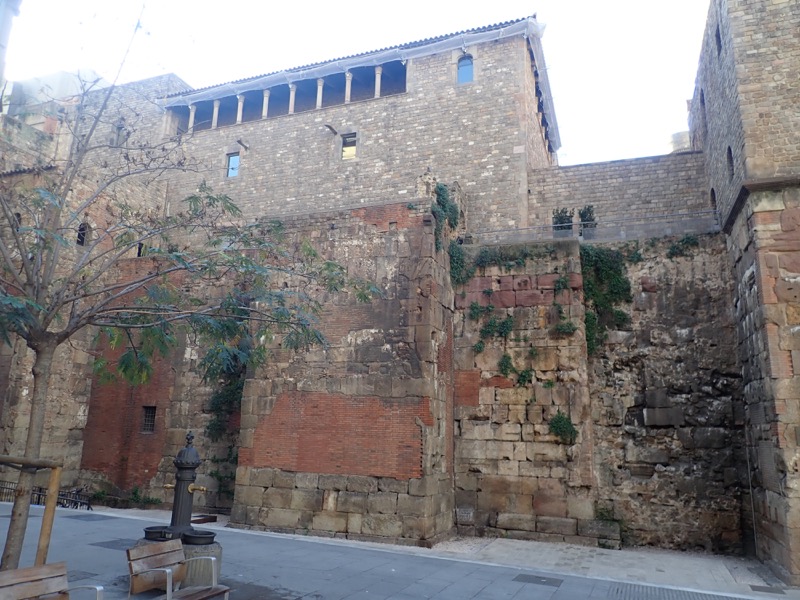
1,503 -> 798,599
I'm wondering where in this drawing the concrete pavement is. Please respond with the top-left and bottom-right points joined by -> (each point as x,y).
1,502 -> 798,599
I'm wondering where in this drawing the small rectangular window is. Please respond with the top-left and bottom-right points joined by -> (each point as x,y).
226,152 -> 240,177
341,133 -> 357,160
141,406 -> 156,433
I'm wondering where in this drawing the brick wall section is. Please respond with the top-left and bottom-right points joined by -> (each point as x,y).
527,153 -> 709,227
80,341 -> 175,491
231,182 -> 459,543
240,392 -> 433,479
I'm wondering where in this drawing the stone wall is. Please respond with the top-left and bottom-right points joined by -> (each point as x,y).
451,240 -> 615,547
162,36 -> 549,235
588,235 -> 744,552
527,153 -> 709,229
230,183 -> 461,544
726,190 -> 800,582
687,0 -> 800,583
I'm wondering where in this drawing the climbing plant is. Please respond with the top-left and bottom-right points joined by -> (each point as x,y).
432,182 -> 458,251
579,245 -> 633,355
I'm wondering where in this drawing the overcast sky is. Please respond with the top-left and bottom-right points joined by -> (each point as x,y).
5,0 -> 711,165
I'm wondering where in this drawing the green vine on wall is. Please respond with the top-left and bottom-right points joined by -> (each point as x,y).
432,183 -> 459,251
579,246 -> 633,355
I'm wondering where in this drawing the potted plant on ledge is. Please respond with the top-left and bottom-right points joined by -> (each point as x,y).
552,207 -> 574,238
578,204 -> 597,240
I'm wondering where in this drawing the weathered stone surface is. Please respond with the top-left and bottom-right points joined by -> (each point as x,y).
337,492 -> 368,513
496,512 -> 536,532
347,476 -> 379,493
367,492 -> 398,514
312,512 -> 348,533
361,515 -> 403,537
578,519 -> 621,540
536,516 -> 577,536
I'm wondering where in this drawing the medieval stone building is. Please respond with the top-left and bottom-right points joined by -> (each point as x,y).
0,0 -> 798,584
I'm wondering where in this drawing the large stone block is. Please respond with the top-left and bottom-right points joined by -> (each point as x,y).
312,512 -> 348,533
249,467 -> 274,488
643,407 -> 684,427
295,473 -> 320,489
378,478 -> 409,493
398,493 -> 434,517
361,514 -> 403,537
237,485 -> 265,508
318,474 -> 349,490
291,489 -> 324,511
367,492 -> 398,514
264,487 -> 293,509
273,471 -> 296,489
338,491 -> 368,513
536,516 -> 577,535
496,512 -> 535,531
578,519 -> 621,540
348,475 -> 379,493
264,508 -> 303,529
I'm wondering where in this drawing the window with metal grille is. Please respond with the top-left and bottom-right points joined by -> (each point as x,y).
141,406 -> 156,433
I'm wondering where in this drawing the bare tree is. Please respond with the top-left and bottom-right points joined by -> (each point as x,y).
0,72 -> 371,569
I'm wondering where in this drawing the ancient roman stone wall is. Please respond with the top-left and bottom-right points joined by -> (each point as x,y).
451,241 -> 615,546
230,183 -> 461,544
527,153 -> 709,230
588,235 -> 744,552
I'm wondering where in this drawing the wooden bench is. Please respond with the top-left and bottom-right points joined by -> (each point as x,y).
126,539 -> 229,600
0,561 -> 103,599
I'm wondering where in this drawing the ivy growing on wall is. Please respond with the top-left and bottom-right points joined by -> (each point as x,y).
432,183 -> 459,251
579,246 -> 633,355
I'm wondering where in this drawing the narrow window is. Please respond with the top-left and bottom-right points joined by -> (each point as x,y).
13,213 -> 21,231
715,25 -> 722,57
137,243 -> 145,257
457,55 -> 474,84
141,406 -> 156,433
226,152 -> 240,177
341,133 -> 357,160
113,122 -> 127,146
76,222 -> 89,246
710,188 -> 717,211
726,147 -> 734,180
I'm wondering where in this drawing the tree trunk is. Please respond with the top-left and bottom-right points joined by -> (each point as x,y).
1,341 -> 56,570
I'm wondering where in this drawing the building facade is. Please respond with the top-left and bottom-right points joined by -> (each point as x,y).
0,0 -> 798,583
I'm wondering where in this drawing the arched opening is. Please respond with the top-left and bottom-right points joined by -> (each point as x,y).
710,188 -> 717,211
457,55 -> 474,84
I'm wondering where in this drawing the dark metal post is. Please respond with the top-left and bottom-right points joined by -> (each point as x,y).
168,431 -> 202,535
144,431 -> 215,544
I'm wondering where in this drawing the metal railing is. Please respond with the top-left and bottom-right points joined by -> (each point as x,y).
474,210 -> 720,246
0,480 -> 92,510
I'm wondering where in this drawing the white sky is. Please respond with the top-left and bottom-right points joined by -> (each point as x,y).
5,0 -> 711,166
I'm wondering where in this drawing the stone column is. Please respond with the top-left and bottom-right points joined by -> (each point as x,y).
316,79 -> 324,109
374,66 -> 383,99
262,89 -> 270,119
211,99 -> 220,129
188,104 -> 196,131
236,94 -> 245,124
345,72 -> 352,104
288,84 -> 296,115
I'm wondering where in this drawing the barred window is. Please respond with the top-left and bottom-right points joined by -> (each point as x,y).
141,406 -> 156,433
